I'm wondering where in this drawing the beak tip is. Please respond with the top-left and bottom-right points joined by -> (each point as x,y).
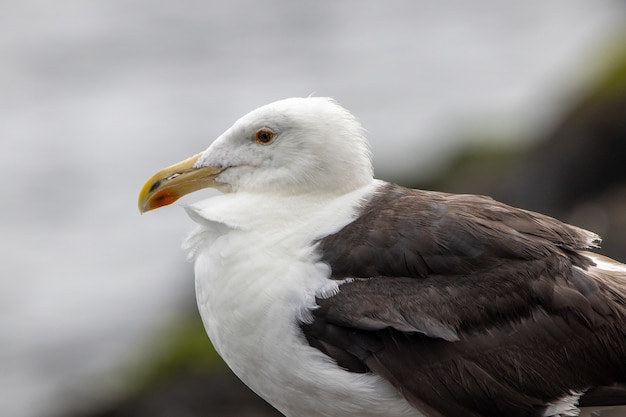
137,194 -> 151,214
138,189 -> 181,214
138,152 -> 215,214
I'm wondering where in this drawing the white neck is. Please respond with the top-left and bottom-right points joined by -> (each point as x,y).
182,179 -> 420,417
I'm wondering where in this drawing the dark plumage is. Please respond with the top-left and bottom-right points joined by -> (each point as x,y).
303,183 -> 626,417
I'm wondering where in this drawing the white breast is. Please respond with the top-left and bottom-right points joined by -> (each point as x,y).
183,180 -> 422,417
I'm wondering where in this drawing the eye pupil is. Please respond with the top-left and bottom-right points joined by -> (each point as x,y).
256,129 -> 274,144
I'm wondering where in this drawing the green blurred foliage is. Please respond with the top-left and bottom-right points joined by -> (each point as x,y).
130,312 -> 225,393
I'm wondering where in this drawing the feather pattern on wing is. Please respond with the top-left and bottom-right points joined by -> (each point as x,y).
301,183 -> 626,417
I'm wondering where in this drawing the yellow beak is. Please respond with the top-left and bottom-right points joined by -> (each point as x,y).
138,152 -> 223,213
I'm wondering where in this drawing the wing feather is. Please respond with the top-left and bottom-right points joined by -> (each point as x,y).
302,183 -> 626,417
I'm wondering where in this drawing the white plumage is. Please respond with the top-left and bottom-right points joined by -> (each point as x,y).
160,97 -> 416,416
193,97 -> 373,196
185,184 -> 420,417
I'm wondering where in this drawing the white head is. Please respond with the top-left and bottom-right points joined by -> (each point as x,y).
139,97 -> 374,212
198,97 -> 373,194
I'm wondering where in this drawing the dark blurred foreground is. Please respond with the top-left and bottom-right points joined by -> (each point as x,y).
62,50 -> 626,417
79,370 -> 282,417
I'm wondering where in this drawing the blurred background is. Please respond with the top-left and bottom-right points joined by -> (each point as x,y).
3,1 -> 626,416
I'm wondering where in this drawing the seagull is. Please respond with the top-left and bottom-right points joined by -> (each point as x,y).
138,97 -> 626,417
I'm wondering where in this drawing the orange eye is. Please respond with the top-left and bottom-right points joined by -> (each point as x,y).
255,129 -> 275,144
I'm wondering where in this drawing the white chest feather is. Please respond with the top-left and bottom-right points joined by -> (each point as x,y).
182,181 -> 421,417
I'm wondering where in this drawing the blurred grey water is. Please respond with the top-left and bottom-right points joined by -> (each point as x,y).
1,1 -> 625,416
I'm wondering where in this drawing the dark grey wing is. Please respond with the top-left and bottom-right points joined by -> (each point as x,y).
318,183 -> 600,280
301,183 -> 626,417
